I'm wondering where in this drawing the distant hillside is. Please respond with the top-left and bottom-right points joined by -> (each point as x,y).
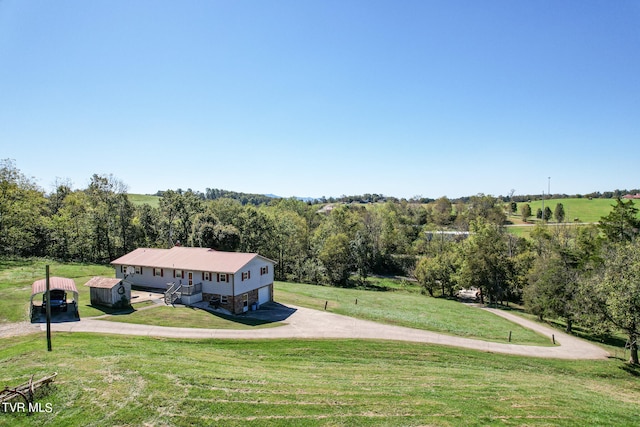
128,194 -> 160,208
154,188 -> 277,206
136,187 -> 640,209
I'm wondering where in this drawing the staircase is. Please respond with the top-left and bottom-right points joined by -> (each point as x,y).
164,283 -> 182,305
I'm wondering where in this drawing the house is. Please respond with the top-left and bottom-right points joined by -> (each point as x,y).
84,277 -> 131,308
111,247 -> 275,314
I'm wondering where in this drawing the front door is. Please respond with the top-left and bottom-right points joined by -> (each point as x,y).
188,272 -> 193,286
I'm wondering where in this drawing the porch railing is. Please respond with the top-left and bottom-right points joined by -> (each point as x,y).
180,282 -> 202,296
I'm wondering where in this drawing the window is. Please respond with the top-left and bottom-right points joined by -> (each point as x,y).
260,266 -> 269,275
135,266 -> 142,275
242,271 -> 251,281
221,295 -> 228,304
217,273 -> 227,282
153,268 -> 163,277
203,272 -> 212,281
174,269 -> 183,279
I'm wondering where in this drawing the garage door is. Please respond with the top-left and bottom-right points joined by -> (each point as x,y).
258,285 -> 271,305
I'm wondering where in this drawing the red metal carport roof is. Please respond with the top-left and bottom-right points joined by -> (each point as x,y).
31,277 -> 78,295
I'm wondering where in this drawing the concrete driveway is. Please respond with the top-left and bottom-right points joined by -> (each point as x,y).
38,302 -> 609,360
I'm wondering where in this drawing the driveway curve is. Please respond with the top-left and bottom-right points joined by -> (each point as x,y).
40,304 -> 609,360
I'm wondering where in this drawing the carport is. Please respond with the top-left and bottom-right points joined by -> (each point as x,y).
30,277 -> 79,321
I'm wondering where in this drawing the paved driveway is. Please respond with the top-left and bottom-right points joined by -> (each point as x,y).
39,303 -> 609,360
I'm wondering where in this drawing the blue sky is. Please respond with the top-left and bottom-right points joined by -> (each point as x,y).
1,1 -> 638,199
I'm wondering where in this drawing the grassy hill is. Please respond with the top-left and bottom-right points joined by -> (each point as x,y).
1,259 -> 639,425
505,197 -> 640,238
127,193 -> 161,208
2,333 -> 639,426
514,197 -> 637,223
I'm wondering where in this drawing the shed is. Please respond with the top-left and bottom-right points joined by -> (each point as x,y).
85,277 -> 131,308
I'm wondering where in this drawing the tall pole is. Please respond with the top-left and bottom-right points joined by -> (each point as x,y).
46,265 -> 52,352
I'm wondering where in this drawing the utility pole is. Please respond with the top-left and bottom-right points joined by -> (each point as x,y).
46,265 -> 52,352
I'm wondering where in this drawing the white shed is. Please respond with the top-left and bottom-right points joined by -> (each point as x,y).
85,277 -> 131,308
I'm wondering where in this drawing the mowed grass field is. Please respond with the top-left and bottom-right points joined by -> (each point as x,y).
515,197 -> 636,224
1,333 -> 639,426
2,259 -> 639,425
505,197 -> 640,238
275,281 -> 551,346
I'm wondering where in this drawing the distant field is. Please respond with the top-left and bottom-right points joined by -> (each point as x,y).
514,197 -> 638,223
128,193 -> 161,208
505,197 -> 640,237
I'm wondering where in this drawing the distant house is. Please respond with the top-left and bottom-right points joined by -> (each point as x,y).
111,247 -> 275,314
623,193 -> 640,200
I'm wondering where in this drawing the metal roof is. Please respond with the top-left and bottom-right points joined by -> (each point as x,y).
84,277 -> 122,289
31,277 -> 78,295
111,247 -> 275,274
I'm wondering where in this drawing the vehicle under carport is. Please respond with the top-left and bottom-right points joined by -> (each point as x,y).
30,277 -> 80,321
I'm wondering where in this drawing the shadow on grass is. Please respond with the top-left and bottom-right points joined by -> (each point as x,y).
481,303 -> 526,313
195,301 -> 297,326
620,363 -> 640,377
87,304 -> 136,316
205,310 -> 276,327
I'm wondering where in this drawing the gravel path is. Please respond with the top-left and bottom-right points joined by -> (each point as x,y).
0,321 -> 41,338
12,304 -> 610,360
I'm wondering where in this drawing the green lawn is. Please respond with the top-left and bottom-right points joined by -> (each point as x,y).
0,259 -> 115,323
1,333 -> 638,426
275,282 -> 552,346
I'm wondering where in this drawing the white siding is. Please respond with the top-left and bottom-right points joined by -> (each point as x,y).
233,258 -> 274,296
202,281 -> 233,296
115,266 -> 172,290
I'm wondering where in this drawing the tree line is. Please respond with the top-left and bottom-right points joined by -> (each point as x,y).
3,159 -> 640,363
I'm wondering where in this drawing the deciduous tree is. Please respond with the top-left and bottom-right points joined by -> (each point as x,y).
318,233 -> 352,285
521,203 -> 532,222
458,219 -> 512,304
579,241 -> 640,364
